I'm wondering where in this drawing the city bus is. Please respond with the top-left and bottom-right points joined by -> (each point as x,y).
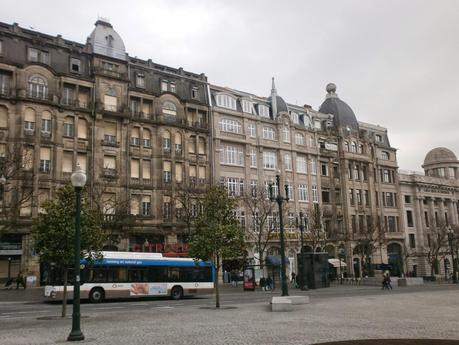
43,251 -> 215,303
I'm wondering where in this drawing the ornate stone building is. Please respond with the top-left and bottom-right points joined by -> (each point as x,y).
0,20 -> 211,280
399,148 -> 459,278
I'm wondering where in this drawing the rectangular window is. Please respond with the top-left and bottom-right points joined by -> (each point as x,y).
248,123 -> 256,138
28,48 -> 49,64
0,72 -> 9,95
263,151 -> 276,170
296,156 -> 306,173
130,127 -> 140,146
283,127 -> 290,143
356,189 -> 362,205
104,95 -> 117,112
312,185 -> 319,203
409,234 -> 416,249
258,104 -> 270,117
170,82 -> 176,93
322,190 -> 330,203
130,159 -> 140,178
364,190 -> 370,207
161,80 -> 168,92
310,159 -> 317,175
41,118 -> 52,134
406,210 -> 414,227
220,144 -> 244,166
77,153 -> 86,172
424,211 -> 429,227
387,216 -> 397,232
250,148 -> 257,168
163,161 -> 172,183
242,100 -> 252,113
142,160 -> 151,180
263,127 -> 275,140
70,58 -> 81,73
321,163 -> 328,176
298,184 -> 309,202
0,41 -> 2,55
349,189 -> 355,206
284,154 -> 292,171
62,152 -> 73,173
404,195 -> 412,204
219,119 -> 242,134
103,156 -> 116,170
353,165 -> 360,180
142,196 -> 151,216
39,147 -> 51,173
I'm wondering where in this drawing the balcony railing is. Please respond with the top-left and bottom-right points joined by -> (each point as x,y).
103,168 -> 117,178
104,104 -> 118,112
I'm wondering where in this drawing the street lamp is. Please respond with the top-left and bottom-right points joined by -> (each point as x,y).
268,173 -> 289,296
447,226 -> 458,284
296,212 -> 308,290
338,247 -> 346,285
68,164 -> 86,342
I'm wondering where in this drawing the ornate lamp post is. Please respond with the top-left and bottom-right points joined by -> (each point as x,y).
447,226 -> 458,284
68,165 -> 86,342
268,174 -> 289,296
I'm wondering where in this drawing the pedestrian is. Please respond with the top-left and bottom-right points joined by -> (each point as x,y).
260,276 -> 266,291
266,275 -> 273,291
291,272 -> 296,286
382,272 -> 392,290
230,271 -> 238,287
16,270 -> 26,290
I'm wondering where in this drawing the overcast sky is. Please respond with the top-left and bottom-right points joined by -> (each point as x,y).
3,0 -> 458,171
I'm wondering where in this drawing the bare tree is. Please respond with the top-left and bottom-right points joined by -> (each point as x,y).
0,143 -> 35,235
173,184 -> 207,241
425,216 -> 451,278
305,203 -> 328,252
352,213 -> 380,277
241,185 -> 276,269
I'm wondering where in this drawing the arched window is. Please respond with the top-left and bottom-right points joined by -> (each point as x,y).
351,142 -> 357,153
28,75 -> 48,99
358,144 -> 364,154
295,133 -> 305,145
162,130 -> 171,153
162,101 -> 177,116
175,133 -> 182,154
344,141 -> 349,152
24,108 -> 36,132
0,106 -> 8,128
142,129 -> 151,148
41,110 -> 52,135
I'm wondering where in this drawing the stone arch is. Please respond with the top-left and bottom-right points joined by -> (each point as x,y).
387,242 -> 403,277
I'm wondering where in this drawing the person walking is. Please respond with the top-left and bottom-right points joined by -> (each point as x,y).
291,272 -> 297,288
266,275 -> 273,291
15,271 -> 26,289
260,276 -> 266,291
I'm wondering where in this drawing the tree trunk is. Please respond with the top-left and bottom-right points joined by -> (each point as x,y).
62,268 -> 68,318
215,255 -> 220,309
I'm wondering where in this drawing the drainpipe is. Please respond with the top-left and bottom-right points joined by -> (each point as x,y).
205,83 -> 214,185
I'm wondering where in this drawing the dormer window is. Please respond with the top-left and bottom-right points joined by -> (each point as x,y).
170,82 -> 176,93
105,34 -> 114,47
314,120 -> 321,129
381,151 -> 390,160
290,112 -> 299,124
375,134 -> 383,142
28,48 -> 49,64
258,104 -> 270,118
135,73 -> 145,88
191,87 -> 198,99
216,94 -> 237,110
70,58 -> 81,73
242,100 -> 253,114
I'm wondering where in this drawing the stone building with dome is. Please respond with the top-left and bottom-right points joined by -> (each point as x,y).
211,80 -> 405,278
0,19 -> 211,280
399,148 -> 459,278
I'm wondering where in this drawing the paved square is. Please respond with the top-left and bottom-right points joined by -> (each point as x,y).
0,288 -> 458,345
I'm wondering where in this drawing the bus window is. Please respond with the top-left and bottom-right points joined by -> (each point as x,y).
148,267 -> 167,282
179,268 -> 194,282
88,268 -> 107,283
128,268 -> 148,282
168,267 -> 180,282
193,267 -> 212,282
112,267 -> 128,282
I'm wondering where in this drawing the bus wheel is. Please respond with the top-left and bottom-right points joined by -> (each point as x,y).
171,286 -> 183,300
89,288 -> 105,303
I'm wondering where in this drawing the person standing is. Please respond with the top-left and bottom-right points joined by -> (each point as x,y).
16,271 -> 26,289
266,276 -> 273,291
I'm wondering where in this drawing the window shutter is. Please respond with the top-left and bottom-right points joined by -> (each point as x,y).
131,159 -> 140,178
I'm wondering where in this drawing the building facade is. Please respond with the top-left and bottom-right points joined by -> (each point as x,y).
0,20 -> 211,280
1,19 -> 457,282
399,147 -> 459,278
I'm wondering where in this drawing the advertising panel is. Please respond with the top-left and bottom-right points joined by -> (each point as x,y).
130,283 -> 168,296
243,267 -> 255,291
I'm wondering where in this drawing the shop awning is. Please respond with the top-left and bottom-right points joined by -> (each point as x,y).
265,255 -> 290,267
328,258 -> 347,268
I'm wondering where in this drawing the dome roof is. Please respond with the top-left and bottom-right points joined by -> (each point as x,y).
267,95 -> 289,114
423,147 -> 458,166
319,83 -> 359,131
88,20 -> 126,61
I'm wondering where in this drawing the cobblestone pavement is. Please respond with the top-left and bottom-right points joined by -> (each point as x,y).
0,288 -> 458,345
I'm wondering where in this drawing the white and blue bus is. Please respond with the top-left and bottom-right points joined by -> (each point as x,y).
44,252 -> 214,303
